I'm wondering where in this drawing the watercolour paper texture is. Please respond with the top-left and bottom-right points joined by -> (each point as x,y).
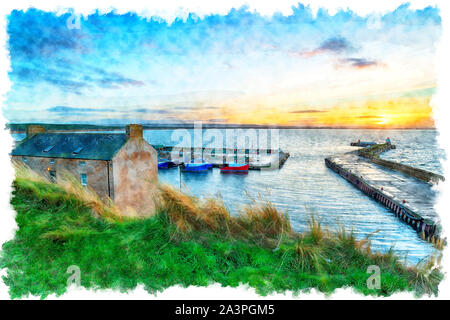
0,0 -> 449,300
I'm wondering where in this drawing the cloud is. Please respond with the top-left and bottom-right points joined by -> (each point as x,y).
356,115 -> 383,119
207,118 -> 227,122
96,74 -> 145,89
7,10 -> 146,93
300,36 -> 355,57
12,66 -> 89,94
199,106 -> 221,110
49,106 -> 175,115
341,58 -> 380,69
8,9 -> 88,59
170,106 -> 195,111
84,66 -> 145,88
317,37 -> 354,53
11,62 -> 145,93
130,108 -> 171,114
289,109 -> 327,114
47,106 -> 116,113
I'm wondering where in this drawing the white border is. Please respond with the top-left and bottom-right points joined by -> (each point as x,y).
0,0 -> 449,300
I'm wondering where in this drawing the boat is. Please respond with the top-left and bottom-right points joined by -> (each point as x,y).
220,163 -> 249,173
158,161 -> 170,169
158,160 -> 177,169
249,155 -> 272,169
182,163 -> 211,172
249,162 -> 272,169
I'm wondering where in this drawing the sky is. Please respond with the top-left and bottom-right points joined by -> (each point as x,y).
3,3 -> 442,128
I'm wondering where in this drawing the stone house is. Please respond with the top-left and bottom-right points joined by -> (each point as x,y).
11,124 -> 158,216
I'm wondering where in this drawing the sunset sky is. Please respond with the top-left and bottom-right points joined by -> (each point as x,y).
3,3 -> 441,128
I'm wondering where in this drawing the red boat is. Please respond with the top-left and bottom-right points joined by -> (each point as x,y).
220,163 -> 249,173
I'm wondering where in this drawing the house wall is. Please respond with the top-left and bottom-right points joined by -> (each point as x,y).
12,156 -> 113,199
112,137 -> 158,217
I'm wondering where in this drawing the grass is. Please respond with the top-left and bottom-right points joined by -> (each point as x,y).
0,166 -> 444,298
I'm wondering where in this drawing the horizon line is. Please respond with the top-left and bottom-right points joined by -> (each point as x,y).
7,122 -> 436,131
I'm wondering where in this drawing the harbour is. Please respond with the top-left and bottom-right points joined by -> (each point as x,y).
10,128 -> 444,264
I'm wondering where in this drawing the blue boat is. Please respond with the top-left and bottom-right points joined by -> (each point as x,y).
182,163 -> 211,172
158,161 -> 170,169
158,160 -> 177,169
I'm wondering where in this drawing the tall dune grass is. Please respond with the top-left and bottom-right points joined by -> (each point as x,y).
158,184 -> 292,247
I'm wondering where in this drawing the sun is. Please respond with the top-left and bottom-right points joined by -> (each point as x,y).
376,114 -> 392,125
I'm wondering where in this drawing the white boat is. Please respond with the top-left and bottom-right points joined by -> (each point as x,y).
249,155 -> 273,168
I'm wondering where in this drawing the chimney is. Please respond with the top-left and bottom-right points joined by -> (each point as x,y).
26,125 -> 45,138
126,124 -> 143,140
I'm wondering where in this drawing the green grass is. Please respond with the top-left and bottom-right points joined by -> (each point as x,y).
0,178 -> 442,298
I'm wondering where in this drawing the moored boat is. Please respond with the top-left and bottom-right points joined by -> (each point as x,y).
220,163 -> 249,173
158,161 -> 170,169
158,160 -> 177,169
182,163 -> 211,172
205,163 -> 213,169
249,155 -> 273,169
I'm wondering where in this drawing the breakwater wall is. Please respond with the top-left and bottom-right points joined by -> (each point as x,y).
363,156 -> 444,185
325,157 -> 441,244
358,144 -> 444,185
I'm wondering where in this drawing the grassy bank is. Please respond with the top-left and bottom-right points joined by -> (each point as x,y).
0,171 -> 443,298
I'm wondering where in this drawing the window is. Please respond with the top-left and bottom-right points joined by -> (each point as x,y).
73,147 -> 83,155
50,159 -> 55,165
80,161 -> 86,167
23,157 -> 28,163
43,145 -> 55,153
80,174 -> 87,186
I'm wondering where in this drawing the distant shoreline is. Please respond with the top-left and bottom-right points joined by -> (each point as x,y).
7,123 -> 436,133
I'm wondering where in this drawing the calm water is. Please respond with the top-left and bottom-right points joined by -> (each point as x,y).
12,129 -> 445,264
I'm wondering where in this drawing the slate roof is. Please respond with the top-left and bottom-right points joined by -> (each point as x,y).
11,133 -> 128,160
